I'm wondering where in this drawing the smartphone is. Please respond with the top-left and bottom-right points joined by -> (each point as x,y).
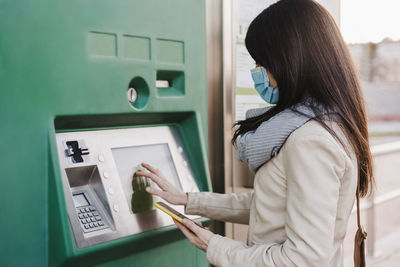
154,201 -> 191,224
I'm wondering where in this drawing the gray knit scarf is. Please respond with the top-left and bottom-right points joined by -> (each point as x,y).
237,102 -> 325,173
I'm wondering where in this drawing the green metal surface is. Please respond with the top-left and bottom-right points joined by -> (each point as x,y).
0,0 -> 210,266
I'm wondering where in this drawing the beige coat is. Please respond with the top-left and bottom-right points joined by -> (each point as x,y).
185,120 -> 357,267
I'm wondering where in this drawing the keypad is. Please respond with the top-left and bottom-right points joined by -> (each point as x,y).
76,205 -> 107,233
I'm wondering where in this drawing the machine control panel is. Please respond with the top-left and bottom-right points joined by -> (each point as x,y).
56,126 -> 200,248
73,192 -> 108,233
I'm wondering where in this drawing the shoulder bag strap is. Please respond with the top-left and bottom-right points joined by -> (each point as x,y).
354,187 -> 367,267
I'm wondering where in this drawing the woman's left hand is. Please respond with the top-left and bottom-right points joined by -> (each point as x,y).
173,218 -> 214,252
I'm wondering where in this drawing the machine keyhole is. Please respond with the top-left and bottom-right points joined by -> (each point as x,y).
127,87 -> 138,104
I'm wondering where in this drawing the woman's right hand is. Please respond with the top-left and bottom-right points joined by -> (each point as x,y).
136,163 -> 188,206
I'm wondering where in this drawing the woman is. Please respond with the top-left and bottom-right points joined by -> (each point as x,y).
137,0 -> 373,266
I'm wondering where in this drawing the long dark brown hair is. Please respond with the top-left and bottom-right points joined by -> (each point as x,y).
232,0 -> 374,197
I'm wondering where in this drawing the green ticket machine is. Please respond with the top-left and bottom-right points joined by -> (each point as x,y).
0,0 -> 211,266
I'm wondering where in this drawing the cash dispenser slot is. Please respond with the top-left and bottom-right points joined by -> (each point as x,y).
65,165 -> 114,236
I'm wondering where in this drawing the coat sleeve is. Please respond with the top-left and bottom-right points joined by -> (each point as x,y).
206,134 -> 347,267
185,191 -> 253,225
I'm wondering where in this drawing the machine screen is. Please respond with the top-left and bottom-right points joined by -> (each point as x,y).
112,143 -> 182,214
73,193 -> 89,207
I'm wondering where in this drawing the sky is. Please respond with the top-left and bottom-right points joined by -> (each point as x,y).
341,0 -> 400,44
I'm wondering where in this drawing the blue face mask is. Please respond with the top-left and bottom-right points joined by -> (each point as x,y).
250,66 -> 279,104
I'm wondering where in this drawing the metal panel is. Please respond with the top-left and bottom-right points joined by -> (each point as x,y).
55,126 -> 200,248
206,0 -> 224,195
222,0 -> 237,239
